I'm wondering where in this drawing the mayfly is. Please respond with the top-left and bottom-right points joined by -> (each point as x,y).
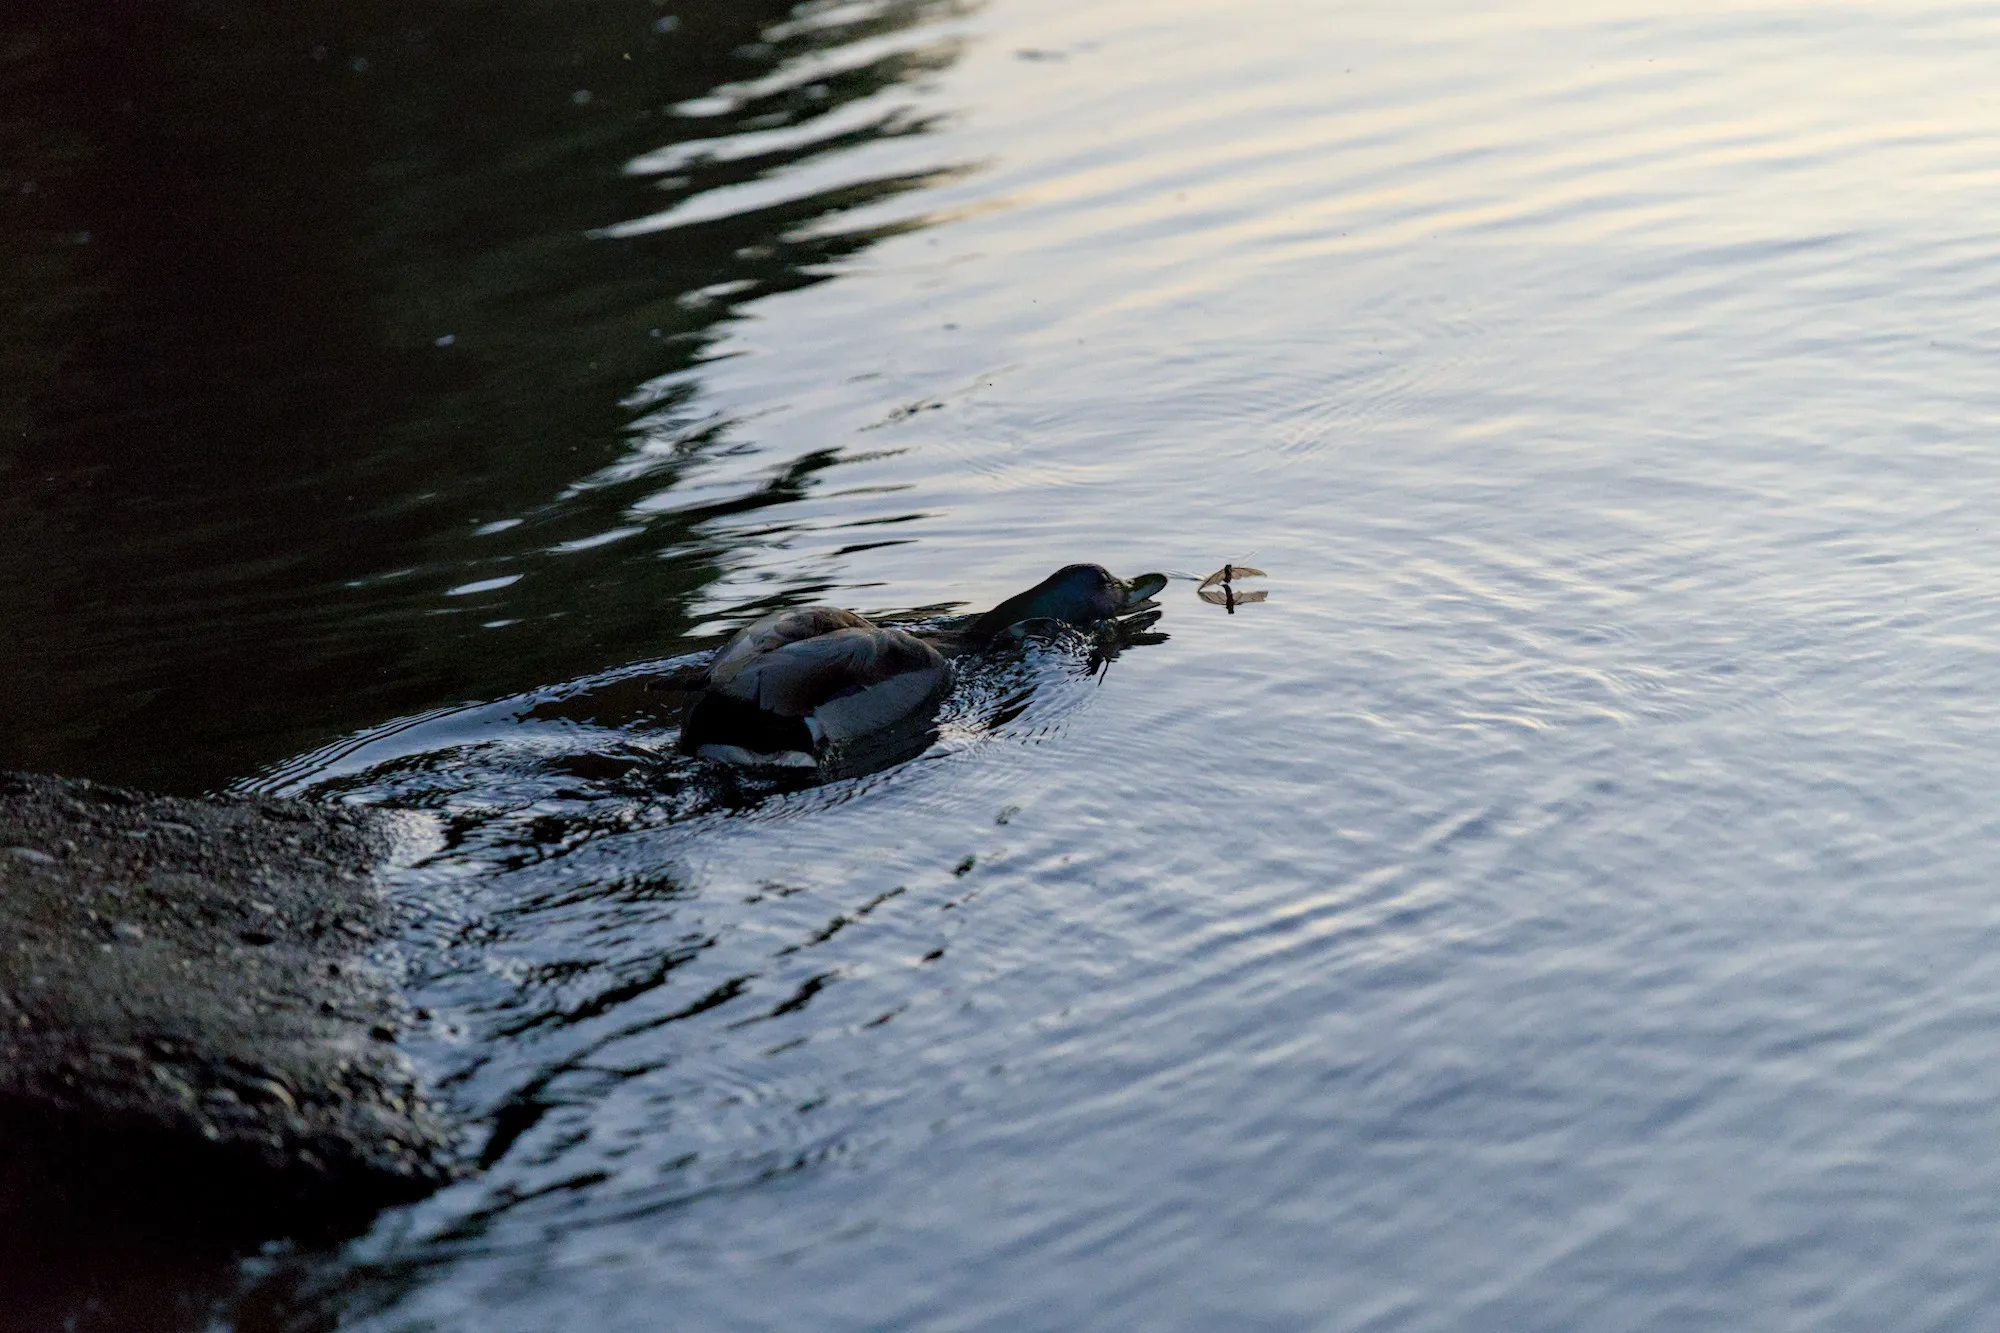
1197,563 -> 1268,613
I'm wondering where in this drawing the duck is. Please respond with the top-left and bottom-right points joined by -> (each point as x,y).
679,563 -> 1169,768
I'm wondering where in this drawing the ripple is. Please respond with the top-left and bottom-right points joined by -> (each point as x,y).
159,0 -> 2000,1326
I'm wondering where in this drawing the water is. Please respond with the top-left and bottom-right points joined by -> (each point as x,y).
10,0 -> 2000,1327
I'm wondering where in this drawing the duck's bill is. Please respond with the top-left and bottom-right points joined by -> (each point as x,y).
1119,572 -> 1170,610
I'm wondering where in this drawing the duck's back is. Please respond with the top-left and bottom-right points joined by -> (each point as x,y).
682,607 -> 949,763
707,607 -> 875,688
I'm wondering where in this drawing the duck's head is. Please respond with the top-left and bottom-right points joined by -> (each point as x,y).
967,563 -> 1170,643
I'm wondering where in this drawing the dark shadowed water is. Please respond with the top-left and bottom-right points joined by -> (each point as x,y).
11,0 -> 2000,1328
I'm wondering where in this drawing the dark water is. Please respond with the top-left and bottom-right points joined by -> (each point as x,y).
13,0 -> 2000,1328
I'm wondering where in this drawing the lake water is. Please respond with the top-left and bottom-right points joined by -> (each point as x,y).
11,0 -> 2000,1327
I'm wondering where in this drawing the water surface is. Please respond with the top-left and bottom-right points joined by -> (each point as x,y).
10,0 -> 2000,1328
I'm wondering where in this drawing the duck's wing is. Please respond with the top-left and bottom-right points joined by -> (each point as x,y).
708,606 -> 876,688
717,626 -> 947,719
811,650 -> 951,747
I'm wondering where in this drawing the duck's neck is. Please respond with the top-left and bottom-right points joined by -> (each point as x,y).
964,583 -> 1066,644
918,623 -> 997,659
924,567 -> 1122,654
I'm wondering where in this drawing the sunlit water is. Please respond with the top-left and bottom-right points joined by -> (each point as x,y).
15,0 -> 2000,1327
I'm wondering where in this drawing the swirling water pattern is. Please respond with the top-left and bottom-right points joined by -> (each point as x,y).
24,0 -> 2000,1326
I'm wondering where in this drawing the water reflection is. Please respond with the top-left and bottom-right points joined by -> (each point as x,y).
217,613 -> 1164,1329
0,0 -> 973,794
2,0 -> 979,1325
19,0 -> 2000,1324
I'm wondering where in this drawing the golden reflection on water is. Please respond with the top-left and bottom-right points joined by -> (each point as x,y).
903,0 -> 2000,272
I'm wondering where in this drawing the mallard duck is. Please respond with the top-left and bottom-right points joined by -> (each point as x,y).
680,563 -> 1169,768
